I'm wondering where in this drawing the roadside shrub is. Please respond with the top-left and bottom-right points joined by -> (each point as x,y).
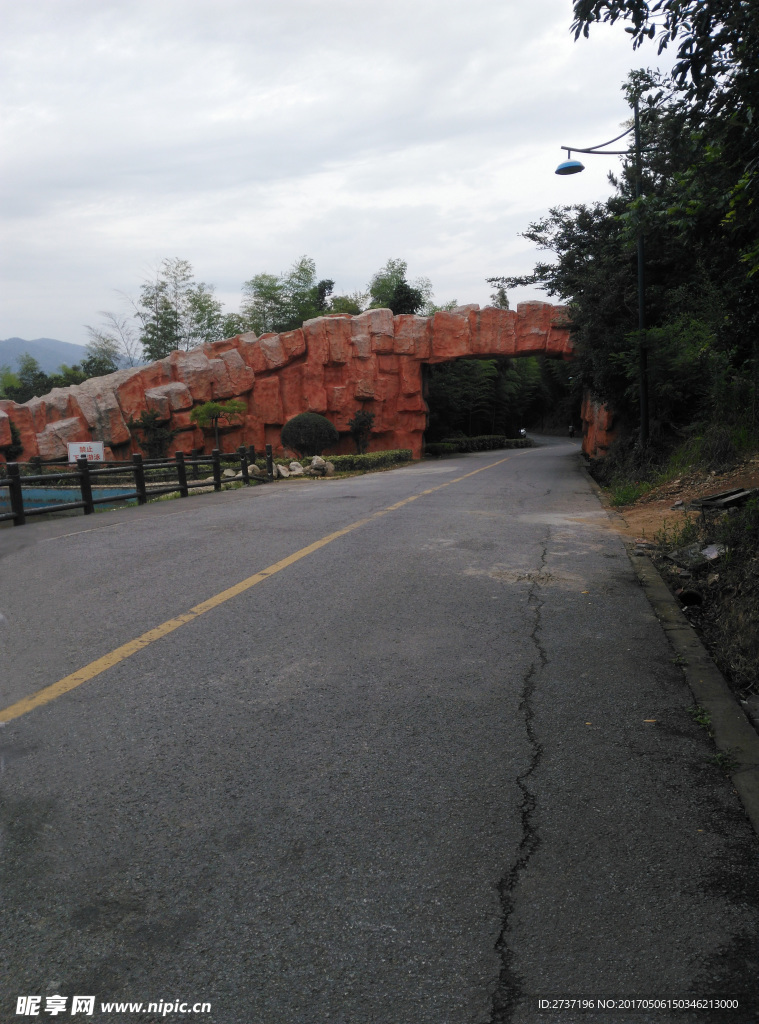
429,435 -> 534,454
425,443 -> 459,456
281,412 -> 338,456
128,410 -> 179,460
329,450 -> 412,472
348,409 -> 375,454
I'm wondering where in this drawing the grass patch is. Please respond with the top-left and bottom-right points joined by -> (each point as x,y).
609,479 -> 652,506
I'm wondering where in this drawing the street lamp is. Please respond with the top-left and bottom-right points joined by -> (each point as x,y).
556,98 -> 649,446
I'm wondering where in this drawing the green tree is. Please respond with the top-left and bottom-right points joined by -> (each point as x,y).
0,364 -> 20,399
79,333 -> 121,378
367,259 -> 433,315
3,354 -> 51,403
486,280 -> 510,309
571,1 -> 759,276
239,272 -> 284,334
328,292 -> 366,315
48,364 -> 87,389
137,258 -> 227,360
240,257 -> 337,334
497,81 -> 759,433
189,399 -> 247,451
571,0 -> 759,110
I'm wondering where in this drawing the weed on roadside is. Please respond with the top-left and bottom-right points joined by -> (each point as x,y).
654,514 -> 700,549
708,750 -> 740,777
609,479 -> 652,506
688,705 -> 713,736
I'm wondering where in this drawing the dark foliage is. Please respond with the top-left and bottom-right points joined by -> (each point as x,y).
129,410 -> 179,460
328,449 -> 412,472
1,420 -> 24,461
424,357 -> 579,441
387,280 -> 424,315
348,409 -> 375,454
281,412 -> 339,457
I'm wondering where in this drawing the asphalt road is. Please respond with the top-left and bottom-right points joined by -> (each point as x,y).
1,438 -> 758,1024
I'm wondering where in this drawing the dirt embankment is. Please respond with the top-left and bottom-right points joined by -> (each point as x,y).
597,454 -> 759,704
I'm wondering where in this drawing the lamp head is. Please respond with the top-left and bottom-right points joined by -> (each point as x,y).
556,157 -> 585,175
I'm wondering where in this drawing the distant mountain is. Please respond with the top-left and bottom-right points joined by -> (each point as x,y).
0,337 -> 90,375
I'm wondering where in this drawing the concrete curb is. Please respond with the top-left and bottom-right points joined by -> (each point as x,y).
580,458 -> 759,837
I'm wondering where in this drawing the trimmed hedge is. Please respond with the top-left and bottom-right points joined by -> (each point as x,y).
328,449 -> 413,472
424,443 -> 460,456
426,435 -> 534,455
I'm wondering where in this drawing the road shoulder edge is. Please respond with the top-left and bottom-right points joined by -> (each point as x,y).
579,457 -> 759,837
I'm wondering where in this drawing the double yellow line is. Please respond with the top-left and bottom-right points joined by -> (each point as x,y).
1,456 -> 515,724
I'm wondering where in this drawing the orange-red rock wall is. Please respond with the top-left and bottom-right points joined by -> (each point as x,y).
581,391 -> 618,458
1,302 -> 581,464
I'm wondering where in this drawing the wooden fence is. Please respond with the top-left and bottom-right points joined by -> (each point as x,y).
0,445 -> 276,527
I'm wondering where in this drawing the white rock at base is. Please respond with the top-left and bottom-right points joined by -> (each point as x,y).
276,464 -> 290,478
324,461 -> 335,476
289,462 -> 304,476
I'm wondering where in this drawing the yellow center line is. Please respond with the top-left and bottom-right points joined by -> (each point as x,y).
1,453 -> 520,724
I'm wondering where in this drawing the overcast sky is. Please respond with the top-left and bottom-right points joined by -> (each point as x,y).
1,0 -> 669,346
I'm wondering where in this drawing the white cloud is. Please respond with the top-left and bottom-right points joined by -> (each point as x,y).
0,0 -> 671,343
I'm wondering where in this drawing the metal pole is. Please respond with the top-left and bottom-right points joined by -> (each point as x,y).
634,97 -> 649,447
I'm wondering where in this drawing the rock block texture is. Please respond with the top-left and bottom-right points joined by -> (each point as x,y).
0,303 -> 580,464
581,392 -> 617,458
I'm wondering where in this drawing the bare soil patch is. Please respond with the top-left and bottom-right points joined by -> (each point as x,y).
595,453 -> 759,704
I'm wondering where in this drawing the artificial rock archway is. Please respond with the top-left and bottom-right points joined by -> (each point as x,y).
0,302 -> 614,463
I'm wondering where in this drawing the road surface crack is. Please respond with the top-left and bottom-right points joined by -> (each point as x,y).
489,541 -> 548,1023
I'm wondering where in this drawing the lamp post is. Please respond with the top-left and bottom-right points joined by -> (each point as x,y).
556,98 -> 649,446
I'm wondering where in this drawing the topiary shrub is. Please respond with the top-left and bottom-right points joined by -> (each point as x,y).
281,412 -> 339,457
348,409 -> 375,454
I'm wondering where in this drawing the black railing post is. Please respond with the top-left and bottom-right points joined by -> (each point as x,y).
247,445 -> 256,465
191,448 -> 200,480
238,445 -> 249,484
6,462 -> 25,526
175,451 -> 189,498
77,456 -> 95,515
265,444 -> 274,481
212,448 -> 222,491
132,452 -> 148,505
